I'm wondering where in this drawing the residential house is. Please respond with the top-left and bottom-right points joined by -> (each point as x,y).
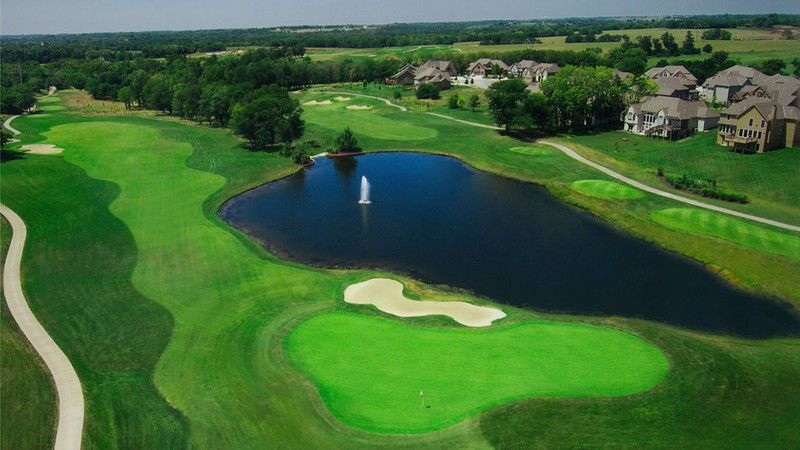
645,65 -> 698,99
528,63 -> 560,83
623,97 -> 719,139
417,60 -> 457,78
466,59 -> 510,77
653,77 -> 692,99
510,60 -> 537,78
717,96 -> 800,152
699,65 -> 769,104
414,67 -> 452,90
390,64 -> 416,86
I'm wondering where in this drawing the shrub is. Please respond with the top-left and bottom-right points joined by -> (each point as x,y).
416,83 -> 441,100
333,127 -> 359,153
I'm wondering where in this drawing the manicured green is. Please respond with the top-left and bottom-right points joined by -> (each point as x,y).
0,216 -> 57,450
3,91 -> 800,449
302,97 -> 438,140
652,208 -> 800,261
38,105 -> 67,112
287,312 -> 668,433
508,146 -> 553,156
36,96 -> 62,104
572,179 -> 645,200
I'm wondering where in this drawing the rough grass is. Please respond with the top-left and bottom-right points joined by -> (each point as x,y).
0,215 -> 57,450
571,180 -> 645,200
652,208 -> 800,261
287,312 -> 668,434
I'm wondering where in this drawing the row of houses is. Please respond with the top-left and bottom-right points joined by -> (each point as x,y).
389,58 -> 563,91
624,64 -> 800,152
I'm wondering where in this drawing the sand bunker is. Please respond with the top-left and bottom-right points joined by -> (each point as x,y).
344,278 -> 506,327
303,100 -> 332,106
346,105 -> 373,110
21,144 -> 63,155
334,96 -> 351,101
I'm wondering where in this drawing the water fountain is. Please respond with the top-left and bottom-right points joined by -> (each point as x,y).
358,176 -> 372,204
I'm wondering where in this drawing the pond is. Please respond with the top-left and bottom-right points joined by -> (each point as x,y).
220,152 -> 800,338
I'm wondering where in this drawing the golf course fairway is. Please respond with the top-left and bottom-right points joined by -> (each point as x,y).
287,312 -> 668,433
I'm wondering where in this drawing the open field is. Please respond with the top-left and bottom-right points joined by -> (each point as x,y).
305,44 -> 462,62
2,90 -> 799,448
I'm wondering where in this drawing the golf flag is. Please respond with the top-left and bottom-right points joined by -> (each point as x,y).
420,390 -> 424,398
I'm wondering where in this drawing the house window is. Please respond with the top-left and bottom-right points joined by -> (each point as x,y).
758,131 -> 763,139
761,120 -> 765,128
748,118 -> 754,126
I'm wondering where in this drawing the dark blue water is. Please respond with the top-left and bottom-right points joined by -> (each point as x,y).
220,153 -> 800,338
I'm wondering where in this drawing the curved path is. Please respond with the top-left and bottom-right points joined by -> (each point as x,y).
3,115 -> 22,143
2,205 -> 84,450
423,112 -> 502,130
539,140 -> 800,233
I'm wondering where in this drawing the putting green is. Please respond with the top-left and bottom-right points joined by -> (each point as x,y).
303,97 -> 437,141
286,312 -> 668,434
509,146 -> 553,156
652,208 -> 800,260
572,180 -> 645,200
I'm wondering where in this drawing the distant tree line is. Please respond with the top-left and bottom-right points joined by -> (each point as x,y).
3,14 -> 799,63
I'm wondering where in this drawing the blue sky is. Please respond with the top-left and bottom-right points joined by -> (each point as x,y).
2,0 -> 799,35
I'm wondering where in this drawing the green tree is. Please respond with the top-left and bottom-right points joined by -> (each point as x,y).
758,59 -> 787,76
333,126 -> 359,153
1,129 -> 12,148
681,31 -> 699,55
541,66 -> 627,130
468,94 -> 481,112
524,92 -> 552,130
229,84 -> 303,150
485,79 -> 532,131
117,86 -> 135,109
142,74 -> 173,113
781,29 -> 794,40
661,32 -> 679,56
0,84 -> 36,115
416,83 -> 440,100
702,44 -> 713,53
448,94 -> 465,109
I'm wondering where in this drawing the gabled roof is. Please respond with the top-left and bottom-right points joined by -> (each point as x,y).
467,59 -> 510,71
722,96 -> 800,121
702,73 -> 751,89
415,67 -> 450,82
654,77 -> 690,97
418,60 -> 454,74
392,64 -> 416,79
639,97 -> 719,121
532,63 -> 560,74
512,60 -> 538,70
645,65 -> 697,84
612,69 -> 632,80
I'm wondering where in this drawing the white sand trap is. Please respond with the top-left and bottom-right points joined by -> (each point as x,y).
334,96 -> 351,101
346,105 -> 373,110
344,278 -> 506,327
303,100 -> 332,106
21,144 -> 63,155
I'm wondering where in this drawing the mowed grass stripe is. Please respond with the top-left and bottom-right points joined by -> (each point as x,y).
287,312 -> 668,434
572,179 -> 645,200
652,208 -> 800,260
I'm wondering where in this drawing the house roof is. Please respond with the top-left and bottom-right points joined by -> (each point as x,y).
702,73 -> 751,89
467,59 -> 510,71
612,69 -> 632,80
512,60 -> 538,70
645,65 -> 697,85
722,96 -> 800,121
654,77 -> 690,97
415,67 -> 451,82
639,97 -> 719,121
532,63 -> 560,74
418,60 -> 454,74
392,64 -> 416,79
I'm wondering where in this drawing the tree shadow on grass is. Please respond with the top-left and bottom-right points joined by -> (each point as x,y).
0,149 -> 26,163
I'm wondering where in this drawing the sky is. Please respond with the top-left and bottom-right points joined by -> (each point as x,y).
1,0 -> 799,35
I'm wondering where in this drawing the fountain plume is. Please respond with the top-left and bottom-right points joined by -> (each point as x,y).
358,176 -> 372,204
